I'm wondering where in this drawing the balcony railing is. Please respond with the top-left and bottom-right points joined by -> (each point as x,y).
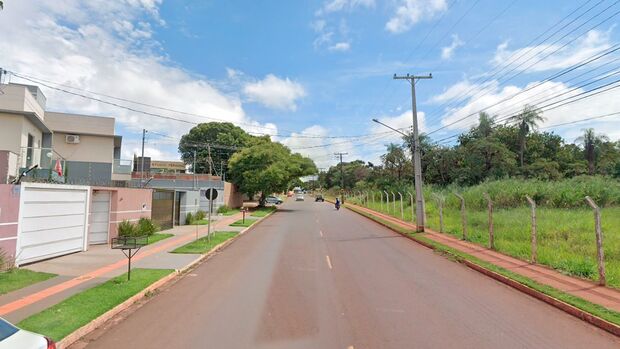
15,147 -> 66,183
113,159 -> 133,174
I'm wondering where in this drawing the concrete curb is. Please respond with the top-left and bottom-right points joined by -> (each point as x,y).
57,208 -> 278,349
344,204 -> 620,338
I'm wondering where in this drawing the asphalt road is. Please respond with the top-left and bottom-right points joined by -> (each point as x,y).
79,199 -> 620,349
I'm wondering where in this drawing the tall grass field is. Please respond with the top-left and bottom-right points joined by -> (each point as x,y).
348,177 -> 620,288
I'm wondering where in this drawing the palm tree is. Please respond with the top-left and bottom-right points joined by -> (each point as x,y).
513,105 -> 545,168
576,128 -> 609,175
476,112 -> 495,138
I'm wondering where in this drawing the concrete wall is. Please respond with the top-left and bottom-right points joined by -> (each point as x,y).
106,187 -> 152,240
52,133 -> 114,164
0,185 -> 19,264
224,182 -> 244,208
44,112 -> 114,136
65,161 -> 113,185
0,113 -> 44,160
0,84 -> 45,120
179,190 -> 200,225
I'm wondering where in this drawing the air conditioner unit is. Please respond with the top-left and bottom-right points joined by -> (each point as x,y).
65,135 -> 80,144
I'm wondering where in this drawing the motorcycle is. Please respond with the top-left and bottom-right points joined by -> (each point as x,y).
335,201 -> 341,210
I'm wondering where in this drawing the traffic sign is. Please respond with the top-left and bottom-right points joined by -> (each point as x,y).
203,188 -> 218,200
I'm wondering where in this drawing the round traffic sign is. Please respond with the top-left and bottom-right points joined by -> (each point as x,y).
204,188 -> 218,200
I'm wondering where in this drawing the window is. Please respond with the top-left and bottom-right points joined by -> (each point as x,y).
0,318 -> 18,341
26,133 -> 34,167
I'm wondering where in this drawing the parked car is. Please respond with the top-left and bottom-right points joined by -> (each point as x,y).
265,195 -> 284,205
315,195 -> 325,202
295,194 -> 305,201
0,317 -> 55,349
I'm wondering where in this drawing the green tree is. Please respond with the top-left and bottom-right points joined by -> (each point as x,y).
576,128 -> 609,175
227,141 -> 316,204
178,122 -> 253,174
381,143 -> 409,181
0,1 -> 3,10
513,105 -> 545,169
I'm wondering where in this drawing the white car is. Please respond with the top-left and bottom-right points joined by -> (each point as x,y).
295,194 -> 305,201
0,317 -> 55,349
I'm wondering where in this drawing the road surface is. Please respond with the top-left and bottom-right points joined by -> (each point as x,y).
78,199 -> 620,349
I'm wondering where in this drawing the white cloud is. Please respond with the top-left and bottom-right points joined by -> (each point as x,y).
243,74 -> 306,111
329,42 -> 351,52
280,125 -> 360,169
122,146 -> 179,161
317,0 -> 375,15
0,0 -> 279,145
492,30 -> 613,73
429,80 -> 498,104
371,110 -> 427,139
386,0 -> 448,34
441,34 -> 464,60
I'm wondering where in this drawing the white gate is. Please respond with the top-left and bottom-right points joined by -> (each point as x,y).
16,183 -> 90,265
89,191 -> 111,244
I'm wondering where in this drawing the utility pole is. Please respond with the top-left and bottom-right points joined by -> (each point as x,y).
192,149 -> 197,190
140,129 -> 147,187
393,73 -> 432,232
207,144 -> 212,177
334,152 -> 348,204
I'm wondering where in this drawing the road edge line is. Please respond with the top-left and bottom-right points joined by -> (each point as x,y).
57,207 -> 278,349
343,203 -> 620,338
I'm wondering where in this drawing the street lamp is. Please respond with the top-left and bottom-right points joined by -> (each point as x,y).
372,118 -> 425,232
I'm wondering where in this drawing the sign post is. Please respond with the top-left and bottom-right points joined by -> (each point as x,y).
203,188 -> 218,243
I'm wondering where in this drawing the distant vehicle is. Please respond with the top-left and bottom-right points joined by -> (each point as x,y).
265,196 -> 283,205
0,317 -> 55,349
295,194 -> 305,201
315,195 -> 325,202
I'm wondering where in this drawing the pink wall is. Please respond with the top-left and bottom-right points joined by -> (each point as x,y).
0,184 -> 20,261
92,187 -> 153,241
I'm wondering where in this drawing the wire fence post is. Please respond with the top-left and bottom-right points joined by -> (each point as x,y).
380,191 -> 384,211
525,195 -> 537,263
365,191 -> 369,207
585,196 -> 606,286
398,192 -> 404,220
391,191 -> 396,214
454,193 -> 467,240
433,193 -> 445,233
384,190 -> 389,214
484,193 -> 494,250
408,191 -> 415,224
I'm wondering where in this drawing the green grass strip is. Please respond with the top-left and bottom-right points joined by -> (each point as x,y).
229,218 -> 257,227
251,207 -> 276,217
18,268 -> 173,341
0,269 -> 57,295
170,231 -> 238,254
220,209 -> 240,216
146,233 -> 174,245
346,204 -> 620,326
189,219 -> 210,225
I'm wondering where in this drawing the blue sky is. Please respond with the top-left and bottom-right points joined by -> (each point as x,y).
1,0 -> 619,168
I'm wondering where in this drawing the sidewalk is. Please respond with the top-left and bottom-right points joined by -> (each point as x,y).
0,212 -> 248,323
346,202 -> 620,313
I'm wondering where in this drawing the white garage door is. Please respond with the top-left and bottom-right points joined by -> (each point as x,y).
89,191 -> 110,245
16,183 -> 90,265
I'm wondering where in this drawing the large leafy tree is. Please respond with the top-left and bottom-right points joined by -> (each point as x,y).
178,122 -> 253,174
513,105 -> 545,169
381,143 -> 409,181
227,140 -> 316,203
576,128 -> 609,175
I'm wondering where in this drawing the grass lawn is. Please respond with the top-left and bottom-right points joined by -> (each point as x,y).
146,233 -> 174,245
351,198 -> 620,288
347,204 -> 620,326
18,268 -> 173,342
230,218 -> 258,227
170,231 -> 238,254
251,206 -> 276,217
0,269 -> 57,295
220,209 -> 240,216
189,219 -> 210,225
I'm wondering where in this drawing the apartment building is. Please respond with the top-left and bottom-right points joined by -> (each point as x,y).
0,83 -> 131,184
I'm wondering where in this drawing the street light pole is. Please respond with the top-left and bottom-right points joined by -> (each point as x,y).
392,73 -> 431,232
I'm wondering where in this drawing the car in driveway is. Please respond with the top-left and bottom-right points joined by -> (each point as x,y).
0,317 -> 55,349
315,195 -> 325,202
295,194 -> 305,201
265,195 -> 283,205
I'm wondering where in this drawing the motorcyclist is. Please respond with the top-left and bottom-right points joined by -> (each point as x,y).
335,198 -> 341,210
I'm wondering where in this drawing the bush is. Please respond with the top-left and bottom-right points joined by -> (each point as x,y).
118,220 -> 138,237
137,217 -> 159,236
195,210 -> 206,221
185,212 -> 194,225
217,205 -> 231,214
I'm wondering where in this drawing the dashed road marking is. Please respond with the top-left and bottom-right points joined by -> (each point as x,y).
319,230 -> 324,237
326,255 -> 333,270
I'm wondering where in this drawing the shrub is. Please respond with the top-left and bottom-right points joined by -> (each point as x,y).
217,205 -> 231,214
137,217 -> 160,236
195,210 -> 206,221
185,212 -> 194,225
118,220 -> 138,237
